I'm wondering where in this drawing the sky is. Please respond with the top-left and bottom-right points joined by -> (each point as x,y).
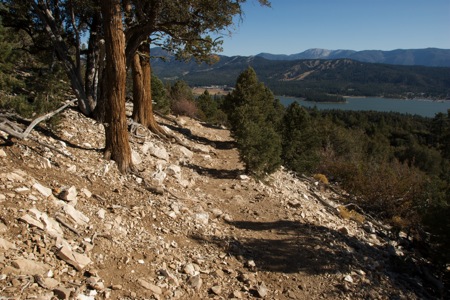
214,0 -> 450,56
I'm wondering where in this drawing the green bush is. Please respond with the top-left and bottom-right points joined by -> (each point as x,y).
152,74 -> 170,114
281,102 -> 320,173
195,90 -> 227,125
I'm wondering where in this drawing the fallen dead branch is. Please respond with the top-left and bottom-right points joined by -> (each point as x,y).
0,98 -> 78,140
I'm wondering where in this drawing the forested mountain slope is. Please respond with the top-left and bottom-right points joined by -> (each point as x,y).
151,49 -> 450,99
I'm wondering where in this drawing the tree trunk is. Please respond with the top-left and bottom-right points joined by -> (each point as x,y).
131,43 -> 165,136
84,12 -> 102,112
31,1 -> 93,116
100,0 -> 133,173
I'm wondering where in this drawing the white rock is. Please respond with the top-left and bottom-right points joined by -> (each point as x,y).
176,146 -> 193,159
194,212 -> 209,225
97,208 -> 106,219
166,164 -> 181,177
56,245 -> 92,271
211,285 -> 222,295
131,150 -> 142,165
20,214 -> 45,230
15,187 -> 30,194
257,282 -> 268,298
63,204 -> 89,226
188,274 -> 202,290
143,142 -> 169,160
137,279 -> 162,294
67,165 -> 77,173
152,164 -> 167,184
0,238 -> 16,251
59,186 -> 78,202
344,274 -> 354,283
10,258 -> 49,275
81,188 -> 92,198
210,208 -> 223,218
40,213 -> 64,238
0,149 -> 6,157
33,182 -> 53,198
7,170 -> 26,182
183,263 -> 196,276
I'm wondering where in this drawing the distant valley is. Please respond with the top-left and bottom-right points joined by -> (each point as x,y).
151,47 -> 450,100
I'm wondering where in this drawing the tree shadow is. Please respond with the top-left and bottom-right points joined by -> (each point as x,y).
164,123 -> 236,150
40,128 -> 103,152
184,163 -> 243,180
190,219 -> 439,298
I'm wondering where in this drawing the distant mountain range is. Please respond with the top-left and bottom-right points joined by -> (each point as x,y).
150,47 -> 450,99
256,48 -> 450,67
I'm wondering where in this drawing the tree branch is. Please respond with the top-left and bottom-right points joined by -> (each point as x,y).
0,99 -> 78,140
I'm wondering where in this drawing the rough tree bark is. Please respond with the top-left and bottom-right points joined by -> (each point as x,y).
131,43 -> 165,136
100,0 -> 133,173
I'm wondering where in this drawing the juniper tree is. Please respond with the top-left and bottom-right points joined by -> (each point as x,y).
2,0 -> 271,173
225,67 -> 282,177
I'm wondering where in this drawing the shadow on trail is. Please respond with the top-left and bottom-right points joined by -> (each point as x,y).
190,219 -> 438,299
184,163 -> 243,180
192,220 -> 369,275
164,123 -> 236,150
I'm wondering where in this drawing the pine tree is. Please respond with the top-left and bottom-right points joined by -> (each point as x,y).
151,74 -> 169,114
282,102 -> 320,173
225,67 -> 282,177
196,90 -> 216,121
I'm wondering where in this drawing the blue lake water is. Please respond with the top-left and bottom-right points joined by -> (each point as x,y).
278,96 -> 450,118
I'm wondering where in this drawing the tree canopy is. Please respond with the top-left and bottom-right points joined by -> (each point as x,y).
0,0 -> 271,171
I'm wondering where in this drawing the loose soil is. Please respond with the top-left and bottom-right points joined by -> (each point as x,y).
0,106 -> 446,299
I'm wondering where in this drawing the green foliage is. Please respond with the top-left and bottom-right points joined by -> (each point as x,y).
225,67 -> 282,177
151,74 -> 170,114
152,55 -> 450,100
0,17 -> 67,125
0,18 -> 23,95
167,80 -> 197,117
281,103 -> 320,173
431,110 -> 450,160
195,90 -> 227,125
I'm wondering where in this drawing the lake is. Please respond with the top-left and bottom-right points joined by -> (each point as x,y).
278,96 -> 450,118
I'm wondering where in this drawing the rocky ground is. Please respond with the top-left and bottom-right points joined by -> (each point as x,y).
0,103 -> 446,299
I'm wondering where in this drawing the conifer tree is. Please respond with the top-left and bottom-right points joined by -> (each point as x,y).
225,67 -> 282,177
282,102 -> 320,173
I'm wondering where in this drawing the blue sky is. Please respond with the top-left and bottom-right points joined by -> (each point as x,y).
215,0 -> 450,56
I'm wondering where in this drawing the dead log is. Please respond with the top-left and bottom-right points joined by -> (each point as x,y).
0,99 -> 78,140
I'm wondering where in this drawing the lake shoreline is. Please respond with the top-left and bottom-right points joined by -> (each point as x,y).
277,96 -> 450,118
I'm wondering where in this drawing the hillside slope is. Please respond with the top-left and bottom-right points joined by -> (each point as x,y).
0,106 -> 445,299
151,52 -> 450,99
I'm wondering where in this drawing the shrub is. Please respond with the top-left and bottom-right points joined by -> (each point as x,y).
152,74 -> 170,114
313,173 -> 329,185
338,206 -> 365,224
171,98 -> 197,118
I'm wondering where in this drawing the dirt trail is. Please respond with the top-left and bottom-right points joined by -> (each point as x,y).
0,108 -> 443,299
